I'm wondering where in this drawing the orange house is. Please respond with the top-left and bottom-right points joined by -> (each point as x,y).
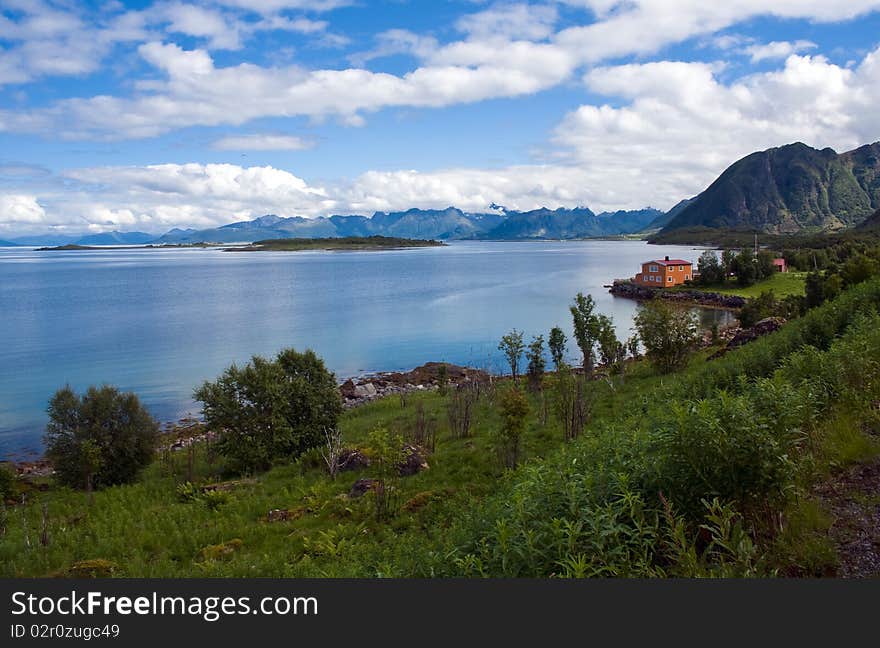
634,256 -> 693,288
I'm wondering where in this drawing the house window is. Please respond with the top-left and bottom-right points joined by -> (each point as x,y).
685,275 -> 690,281
668,276 -> 673,282
649,265 -> 658,272
679,265 -> 685,271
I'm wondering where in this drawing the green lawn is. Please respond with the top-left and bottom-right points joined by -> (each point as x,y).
691,271 -> 807,298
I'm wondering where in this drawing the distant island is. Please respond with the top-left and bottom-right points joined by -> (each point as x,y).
223,236 -> 446,252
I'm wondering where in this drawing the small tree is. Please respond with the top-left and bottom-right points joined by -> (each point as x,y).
319,426 -> 346,481
45,385 -> 158,489
732,248 -> 758,287
633,300 -> 700,374
498,329 -> 525,381
367,427 -> 406,519
554,366 -> 591,441
697,250 -> 724,285
569,292 -> 601,373
447,385 -> 476,439
526,335 -> 546,391
548,326 -> 567,370
721,249 -> 737,279
595,314 -> 622,367
195,348 -> 342,474
493,388 -> 530,469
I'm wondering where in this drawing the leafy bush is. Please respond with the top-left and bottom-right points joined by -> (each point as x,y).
492,388 -> 529,468
44,385 -> 158,489
195,348 -> 342,473
633,299 -> 700,374
0,463 -> 16,500
647,390 -> 799,519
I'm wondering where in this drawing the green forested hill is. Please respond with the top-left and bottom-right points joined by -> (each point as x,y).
661,142 -> 880,234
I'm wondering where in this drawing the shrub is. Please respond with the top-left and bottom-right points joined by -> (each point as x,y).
633,299 -> 700,374
0,463 -> 16,500
44,385 -> 158,489
493,387 -> 530,469
648,391 -> 798,519
195,347 -> 342,473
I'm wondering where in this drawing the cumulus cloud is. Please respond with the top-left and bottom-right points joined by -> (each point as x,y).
551,48 -> 880,209
0,40 -> 576,138
0,194 -> 46,232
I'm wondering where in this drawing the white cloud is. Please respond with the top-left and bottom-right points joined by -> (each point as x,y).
0,194 -> 46,232
0,40 -> 576,138
743,40 -> 817,62
550,48 -> 880,209
349,29 -> 439,66
456,3 -> 559,41
554,0 -> 880,64
212,133 -> 314,150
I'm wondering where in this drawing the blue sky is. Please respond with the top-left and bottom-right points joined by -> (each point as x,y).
1,0 -> 879,236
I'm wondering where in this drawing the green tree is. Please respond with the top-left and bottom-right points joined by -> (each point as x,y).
721,249 -> 737,279
697,250 -> 724,285
732,248 -> 758,286
569,292 -> 601,372
805,270 -> 825,309
633,300 -> 700,374
738,291 -> 780,328
841,254 -> 879,287
195,348 -> 342,473
526,335 -> 546,390
493,388 -> 530,469
498,329 -> 525,381
45,385 -> 158,489
367,427 -> 406,519
595,314 -> 622,367
548,326 -> 567,370
756,250 -> 777,280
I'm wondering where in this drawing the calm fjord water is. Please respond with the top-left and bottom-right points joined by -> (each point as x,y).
0,240 -> 728,456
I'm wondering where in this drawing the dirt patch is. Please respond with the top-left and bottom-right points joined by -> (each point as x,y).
814,458 -> 880,578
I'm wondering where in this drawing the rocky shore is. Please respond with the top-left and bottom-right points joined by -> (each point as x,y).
339,361 -> 489,408
609,280 -> 747,309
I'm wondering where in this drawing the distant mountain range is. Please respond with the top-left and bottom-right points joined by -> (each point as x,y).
5,231 -> 154,247
9,140 -> 879,247
151,206 -> 665,244
661,141 -> 880,235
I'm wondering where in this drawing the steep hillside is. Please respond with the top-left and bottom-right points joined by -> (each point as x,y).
662,142 -> 880,234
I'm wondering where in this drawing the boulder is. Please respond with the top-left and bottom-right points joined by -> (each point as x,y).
349,478 -> 381,498
399,444 -> 429,477
338,448 -> 371,472
340,379 -> 357,399
354,383 -> 378,398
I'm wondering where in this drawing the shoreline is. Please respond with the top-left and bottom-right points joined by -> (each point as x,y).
608,280 -> 747,309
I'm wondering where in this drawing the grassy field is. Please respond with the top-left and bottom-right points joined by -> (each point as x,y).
0,360 -> 691,578
684,271 -> 807,298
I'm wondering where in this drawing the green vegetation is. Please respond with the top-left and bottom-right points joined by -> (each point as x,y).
633,300 -> 700,373
224,236 -> 445,252
194,348 -> 342,474
4,278 -> 880,578
45,386 -> 158,490
701,271 -> 807,298
497,329 -> 525,380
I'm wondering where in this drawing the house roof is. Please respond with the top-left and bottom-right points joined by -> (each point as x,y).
644,259 -> 692,266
